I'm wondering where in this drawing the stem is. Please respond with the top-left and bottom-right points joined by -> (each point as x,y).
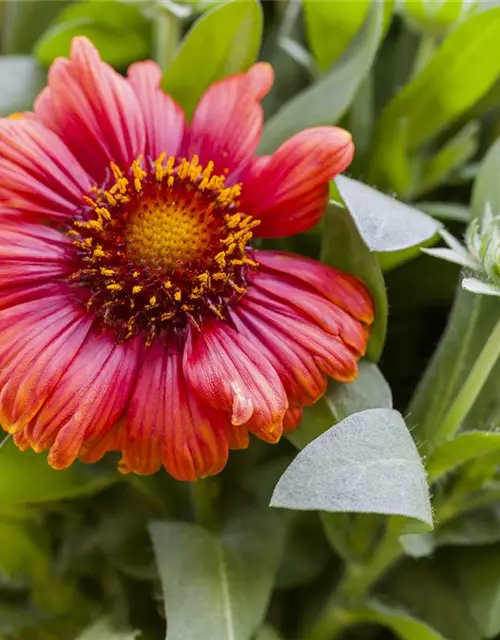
190,478 -> 218,530
305,520 -> 404,640
434,315 -> 500,446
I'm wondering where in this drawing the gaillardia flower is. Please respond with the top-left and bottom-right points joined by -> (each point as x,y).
0,38 -> 373,480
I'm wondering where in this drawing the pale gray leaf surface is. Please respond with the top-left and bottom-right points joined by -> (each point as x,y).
271,408 -> 432,529
335,175 -> 441,252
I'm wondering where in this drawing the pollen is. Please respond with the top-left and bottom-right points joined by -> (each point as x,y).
68,154 -> 260,344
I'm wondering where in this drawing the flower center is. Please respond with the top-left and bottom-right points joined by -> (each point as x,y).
67,155 -> 260,344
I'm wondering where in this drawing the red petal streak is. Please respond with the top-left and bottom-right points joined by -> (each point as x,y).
185,63 -> 273,178
127,61 -> 186,160
255,251 -> 374,324
0,223 -> 73,286
0,119 -> 91,220
0,304 -> 93,433
123,343 -> 229,479
34,37 -> 145,182
251,271 -> 369,355
23,333 -> 141,469
283,406 -> 303,434
231,306 -> 326,406
241,127 -> 354,237
184,321 -> 288,443
243,290 -> 359,383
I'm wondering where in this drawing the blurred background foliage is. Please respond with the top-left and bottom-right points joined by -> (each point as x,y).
0,0 -> 500,639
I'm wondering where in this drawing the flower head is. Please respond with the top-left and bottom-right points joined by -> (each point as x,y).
0,37 -> 373,479
465,205 -> 500,288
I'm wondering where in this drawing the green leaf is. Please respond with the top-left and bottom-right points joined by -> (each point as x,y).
149,511 -> 285,640
335,175 -> 441,253
350,601 -> 446,640
303,0 -> 370,72
288,360 -> 392,450
0,440 -> 118,506
162,0 -> 263,118
271,408 -> 433,531
260,1 -> 383,153
1,1 -> 72,54
75,619 -> 139,640
0,518 -> 48,581
0,603 -> 46,635
454,546 -> 500,638
381,557 -> 482,640
0,56 -> 44,116
34,0 -> 151,69
370,7 -> 500,187
404,0 -> 477,34
415,121 -> 480,198
409,287 -> 500,450
254,625 -> 283,640
321,202 -> 388,362
472,137 -> 500,219
427,431 -> 500,481
399,6 -> 500,146
419,202 -> 471,223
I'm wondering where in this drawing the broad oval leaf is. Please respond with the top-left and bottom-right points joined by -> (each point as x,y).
149,511 -> 285,640
0,56 -> 44,116
335,175 -> 441,253
162,0 -> 263,119
34,0 -> 151,68
271,408 -> 433,530
259,1 -> 383,153
303,0 -> 370,72
76,620 -> 139,640
288,360 -> 392,449
427,431 -> 500,481
321,202 -> 388,361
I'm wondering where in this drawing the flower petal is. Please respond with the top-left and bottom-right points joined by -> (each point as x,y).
241,127 -> 354,237
122,342 -> 229,479
184,320 -> 288,443
185,63 -> 273,177
0,223 -> 73,287
0,119 -> 91,220
127,61 -> 186,160
243,288 -> 360,383
255,250 -> 374,324
0,296 -> 93,432
34,36 -> 145,182
283,406 -> 303,434
231,305 -> 326,407
21,332 -> 141,469
251,269 -> 369,355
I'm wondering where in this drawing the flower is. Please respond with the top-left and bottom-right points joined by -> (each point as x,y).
465,205 -> 500,288
0,37 -> 373,480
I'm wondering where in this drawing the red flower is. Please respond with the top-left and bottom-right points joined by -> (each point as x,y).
0,38 -> 373,480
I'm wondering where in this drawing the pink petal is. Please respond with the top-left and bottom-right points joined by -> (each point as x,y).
0,299 -> 93,433
127,61 -> 186,160
122,342 -> 229,479
283,406 -> 303,434
255,250 -> 374,324
241,127 -> 354,237
184,320 -> 288,443
185,63 -> 273,178
23,331 -> 141,469
0,223 -> 74,286
243,288 -> 360,383
34,37 -> 146,182
0,119 -> 91,220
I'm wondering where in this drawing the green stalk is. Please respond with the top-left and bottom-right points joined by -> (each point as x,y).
433,315 -> 500,446
190,478 -> 218,531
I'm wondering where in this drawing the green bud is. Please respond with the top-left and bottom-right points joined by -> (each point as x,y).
465,205 -> 500,287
